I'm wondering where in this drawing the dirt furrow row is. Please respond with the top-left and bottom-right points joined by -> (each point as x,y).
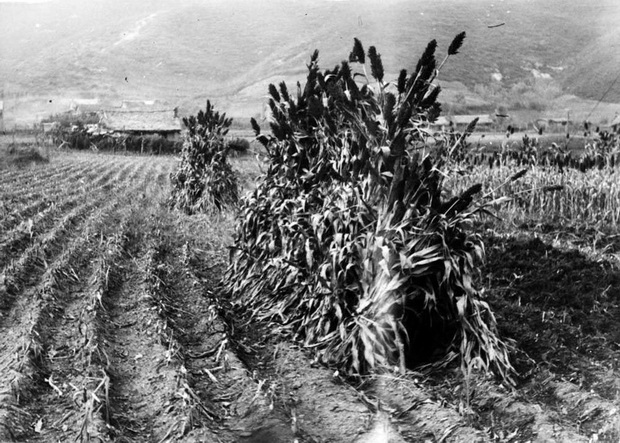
29,160 -> 172,443
139,237 -> 225,442
0,159 -> 97,227
170,244 -> 279,443
94,240 -> 190,441
0,197 -> 125,441
0,153 -> 148,302
142,230 -> 314,442
0,157 -> 100,201
0,157 -> 89,190
0,159 -> 110,207
26,160 -> 172,442
0,158 -> 141,269
0,199 -> 109,312
0,159 -> 169,442
77,224 -> 131,442
470,374 -> 620,442
88,165 -> 192,441
0,155 -> 138,234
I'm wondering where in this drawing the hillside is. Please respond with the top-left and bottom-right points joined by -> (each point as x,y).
1,0 -> 619,124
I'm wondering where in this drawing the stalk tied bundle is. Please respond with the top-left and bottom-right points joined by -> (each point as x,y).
225,35 -> 514,382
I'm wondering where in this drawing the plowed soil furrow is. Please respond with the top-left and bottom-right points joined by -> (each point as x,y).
0,160 -> 110,207
0,198 -> 125,441
139,216 -> 374,443
87,170 -> 192,441
0,159 -> 88,190
0,158 -> 101,201
0,168 -> 40,185
96,245 -> 189,441
0,158 -> 141,269
0,155 -> 132,217
0,160 -> 98,228
0,156 -> 124,223
158,244 -> 276,443
2,219 -> 134,443
0,160 -> 142,310
0,158 -> 169,442
138,238 -> 224,442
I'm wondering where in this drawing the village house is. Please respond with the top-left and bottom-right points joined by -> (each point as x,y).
42,121 -> 60,133
99,108 -> 183,140
429,116 -> 450,131
430,114 -> 495,132
70,98 -> 102,118
120,100 -> 159,110
611,114 -> 620,134
451,114 -> 495,130
546,117 -> 572,132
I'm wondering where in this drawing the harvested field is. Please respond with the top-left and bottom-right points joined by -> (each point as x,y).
0,151 -> 385,442
0,151 -> 619,442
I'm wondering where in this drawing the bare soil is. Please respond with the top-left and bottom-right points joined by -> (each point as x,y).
0,151 -> 618,442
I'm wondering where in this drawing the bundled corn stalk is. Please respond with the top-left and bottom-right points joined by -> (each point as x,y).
169,101 -> 238,214
225,35 -> 514,381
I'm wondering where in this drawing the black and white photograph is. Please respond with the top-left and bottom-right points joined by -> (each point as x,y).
1,0 -> 619,441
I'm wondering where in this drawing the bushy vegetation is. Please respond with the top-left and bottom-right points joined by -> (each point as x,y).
42,112 -> 100,129
455,129 -> 620,172
87,134 -> 181,155
473,77 -> 562,113
44,112 -> 181,154
226,137 -> 250,155
450,137 -> 620,230
224,36 -> 514,380
1,146 -> 49,168
169,101 -> 239,214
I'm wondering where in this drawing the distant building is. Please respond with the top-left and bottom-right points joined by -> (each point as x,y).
611,114 -> 620,133
42,122 -> 60,133
100,108 -> 182,139
547,117 -> 571,126
70,98 -> 102,116
450,114 -> 495,129
541,117 -> 573,133
120,100 -> 162,110
430,114 -> 495,131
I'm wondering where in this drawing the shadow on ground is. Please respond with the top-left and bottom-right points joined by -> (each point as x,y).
483,232 -> 620,392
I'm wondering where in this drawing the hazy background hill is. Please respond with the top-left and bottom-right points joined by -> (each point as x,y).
1,0 -> 619,126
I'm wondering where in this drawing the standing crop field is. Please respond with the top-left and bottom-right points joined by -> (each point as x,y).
1,150 -> 619,442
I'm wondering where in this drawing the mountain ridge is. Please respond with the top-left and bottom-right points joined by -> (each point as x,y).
1,0 -> 619,125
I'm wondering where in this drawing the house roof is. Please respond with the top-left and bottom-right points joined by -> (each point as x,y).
75,104 -> 103,115
120,100 -> 166,110
547,117 -> 571,124
451,114 -> 494,125
611,115 -> 620,126
431,116 -> 450,126
42,122 -> 60,132
101,110 -> 182,132
429,115 -> 495,127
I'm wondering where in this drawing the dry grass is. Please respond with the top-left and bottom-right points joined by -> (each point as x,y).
447,164 -> 620,229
